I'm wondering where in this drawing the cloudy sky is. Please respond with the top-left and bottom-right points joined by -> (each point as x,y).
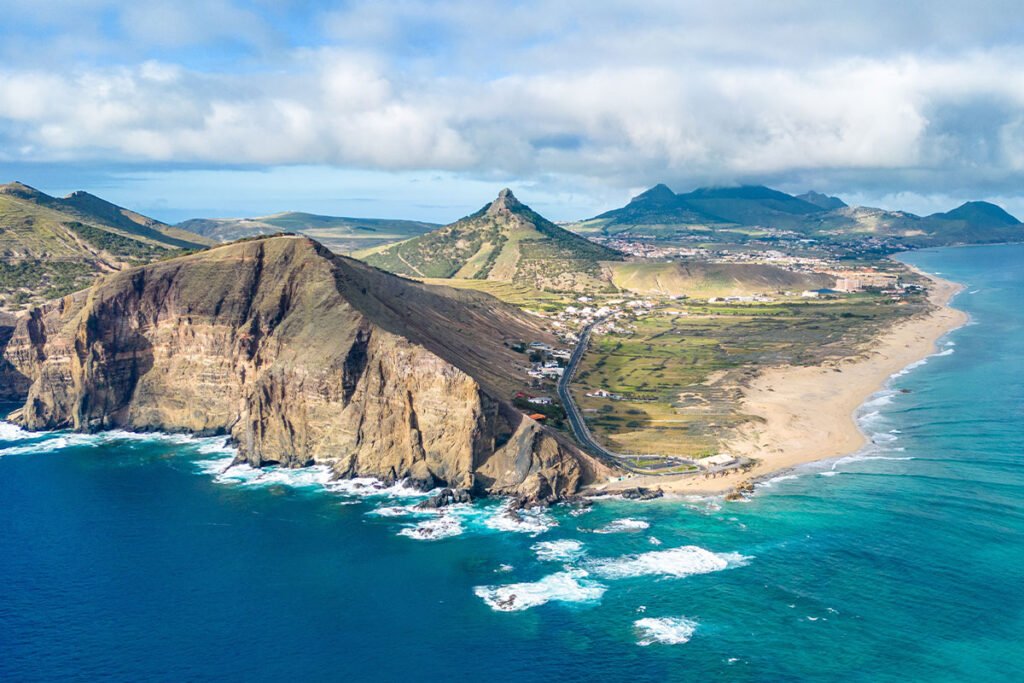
2,0 -> 1023,223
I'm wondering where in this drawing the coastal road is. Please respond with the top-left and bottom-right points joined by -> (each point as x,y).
556,318 -> 707,476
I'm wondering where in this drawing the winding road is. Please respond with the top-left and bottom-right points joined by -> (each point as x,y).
556,318 -> 708,476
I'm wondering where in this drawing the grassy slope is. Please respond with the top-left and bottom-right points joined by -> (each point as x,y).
610,261 -> 834,297
0,185 -> 208,308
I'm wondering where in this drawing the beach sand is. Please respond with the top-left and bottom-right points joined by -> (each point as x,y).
592,269 -> 968,496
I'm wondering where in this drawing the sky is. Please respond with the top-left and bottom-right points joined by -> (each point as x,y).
1,1 -> 1024,223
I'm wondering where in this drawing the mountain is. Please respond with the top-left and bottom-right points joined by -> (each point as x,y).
0,182 -> 211,308
178,211 -> 438,254
0,235 -> 614,503
581,184 -> 825,235
361,189 -> 623,291
797,191 -> 848,210
928,201 -> 1021,227
578,183 -> 1024,248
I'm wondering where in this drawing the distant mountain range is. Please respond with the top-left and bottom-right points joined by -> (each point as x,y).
578,184 -> 1023,247
178,212 -> 438,254
0,182 -> 211,307
361,189 -> 623,291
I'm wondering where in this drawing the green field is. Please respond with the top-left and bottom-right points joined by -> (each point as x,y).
571,293 -> 926,456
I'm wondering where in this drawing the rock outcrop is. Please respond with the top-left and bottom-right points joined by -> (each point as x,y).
1,235 -> 616,500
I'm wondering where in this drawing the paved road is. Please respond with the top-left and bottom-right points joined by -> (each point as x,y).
556,318 -> 704,476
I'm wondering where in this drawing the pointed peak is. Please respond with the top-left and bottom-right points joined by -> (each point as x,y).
486,188 -> 524,216
0,181 -> 52,201
630,184 -> 677,204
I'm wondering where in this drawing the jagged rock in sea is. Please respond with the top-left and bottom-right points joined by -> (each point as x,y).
1,235 -> 615,501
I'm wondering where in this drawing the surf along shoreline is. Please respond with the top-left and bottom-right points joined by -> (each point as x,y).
588,259 -> 969,498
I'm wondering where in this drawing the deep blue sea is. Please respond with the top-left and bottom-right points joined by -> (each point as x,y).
1,244 -> 1023,682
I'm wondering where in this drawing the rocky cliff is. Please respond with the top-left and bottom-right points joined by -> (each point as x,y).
1,235 -> 614,501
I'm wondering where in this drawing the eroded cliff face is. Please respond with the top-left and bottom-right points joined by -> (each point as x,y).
2,236 -> 614,500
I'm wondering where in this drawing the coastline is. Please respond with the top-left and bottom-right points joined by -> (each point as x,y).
591,266 -> 969,497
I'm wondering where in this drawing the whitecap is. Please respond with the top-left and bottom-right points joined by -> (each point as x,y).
634,617 -> 698,646
819,471 -> 839,477
0,421 -> 35,442
594,518 -> 650,534
398,514 -> 463,541
588,546 -> 750,580
758,474 -> 799,489
532,539 -> 585,562
324,477 -> 435,499
648,536 -> 662,546
0,433 -> 98,457
484,503 -> 556,536
474,570 -> 606,612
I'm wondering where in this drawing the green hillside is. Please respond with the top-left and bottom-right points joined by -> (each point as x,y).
178,212 -> 438,254
0,182 -> 209,308
361,189 -> 623,292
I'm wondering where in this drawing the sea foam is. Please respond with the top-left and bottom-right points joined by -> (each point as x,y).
634,617 -> 698,646
593,518 -> 650,534
474,570 -> 606,612
588,546 -> 750,580
532,539 -> 585,562
398,514 -> 464,541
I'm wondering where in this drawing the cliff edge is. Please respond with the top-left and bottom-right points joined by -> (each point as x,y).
1,235 -> 615,501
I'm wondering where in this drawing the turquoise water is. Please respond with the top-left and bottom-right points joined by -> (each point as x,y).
1,244 -> 1023,682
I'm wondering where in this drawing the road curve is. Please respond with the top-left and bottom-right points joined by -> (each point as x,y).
556,318 -> 703,475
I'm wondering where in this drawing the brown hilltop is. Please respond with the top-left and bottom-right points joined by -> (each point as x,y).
1,235 -> 614,501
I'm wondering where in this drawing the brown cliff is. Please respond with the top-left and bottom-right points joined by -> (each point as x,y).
1,235 -> 615,500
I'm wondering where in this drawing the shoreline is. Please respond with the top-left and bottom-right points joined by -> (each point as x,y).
590,267 -> 969,497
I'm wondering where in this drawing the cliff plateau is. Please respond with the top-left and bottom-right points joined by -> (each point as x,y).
1,235 -> 613,501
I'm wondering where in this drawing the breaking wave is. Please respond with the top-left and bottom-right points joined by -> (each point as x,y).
588,546 -> 750,580
532,539 -> 585,562
474,570 -> 606,612
634,617 -> 698,646
398,514 -> 464,541
484,503 -> 556,536
593,518 -> 650,534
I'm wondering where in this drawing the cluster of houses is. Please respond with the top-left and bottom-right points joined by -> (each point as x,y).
525,341 -> 571,380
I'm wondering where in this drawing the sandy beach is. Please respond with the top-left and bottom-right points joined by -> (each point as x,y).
593,268 -> 969,496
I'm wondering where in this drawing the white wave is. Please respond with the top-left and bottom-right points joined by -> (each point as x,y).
484,503 -> 556,536
871,432 -> 899,443
0,421 -> 35,442
212,462 -> 335,489
861,391 -> 896,408
634,617 -> 698,646
819,471 -> 839,477
324,477 -> 435,499
593,518 -> 650,534
474,570 -> 606,612
758,473 -> 800,489
398,514 -> 464,541
0,433 -> 99,457
588,546 -> 750,580
532,539 -> 585,562
496,564 -> 514,573
933,348 -> 954,357
648,536 -> 662,546
368,505 -> 418,518
568,506 -> 593,517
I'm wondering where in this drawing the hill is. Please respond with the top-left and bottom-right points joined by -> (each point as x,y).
610,261 -> 834,297
577,183 -> 1024,248
797,191 -> 848,210
0,235 -> 613,503
361,189 -> 623,291
179,211 -> 438,254
0,182 -> 210,308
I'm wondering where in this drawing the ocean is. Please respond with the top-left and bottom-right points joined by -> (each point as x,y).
1,243 -> 1022,682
